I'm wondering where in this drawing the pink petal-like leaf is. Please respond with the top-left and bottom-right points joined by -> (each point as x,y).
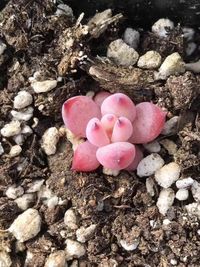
96,142 -> 135,170
101,114 -> 117,138
86,118 -> 110,147
101,93 -> 136,122
130,102 -> 166,144
94,91 -> 111,107
125,145 -> 143,171
62,96 -> 101,137
111,117 -> 133,142
72,141 -> 100,172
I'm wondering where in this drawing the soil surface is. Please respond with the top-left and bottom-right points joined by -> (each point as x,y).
0,1 -> 200,267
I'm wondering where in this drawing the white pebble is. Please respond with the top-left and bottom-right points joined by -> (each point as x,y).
26,179 -> 44,193
157,52 -> 185,79
21,125 -> 33,135
152,18 -> 174,38
9,208 -> 41,242
170,259 -> 178,266
161,116 -> 179,135
156,188 -> 175,215
76,224 -> 97,243
143,140 -> 161,153
191,181 -> 200,202
9,145 -> 22,157
159,139 -> 177,155
65,239 -> 86,260
137,51 -> 161,69
0,252 -> 12,267
185,203 -> 200,220
137,153 -> 164,177
0,142 -> 4,155
13,134 -> 24,145
64,209 -> 78,230
176,189 -> 189,201
45,250 -> 67,267
1,120 -> 21,137
155,162 -> 181,188
107,39 -> 139,67
55,4 -> 73,18
162,219 -> 171,225
176,177 -> 194,189
123,28 -> 140,49
31,80 -> 57,93
14,194 -> 35,210
6,185 -> 24,199
13,91 -> 33,109
41,127 -> 59,155
146,177 -> 155,197
0,41 -> 7,55
11,107 -> 34,121
120,239 -> 139,251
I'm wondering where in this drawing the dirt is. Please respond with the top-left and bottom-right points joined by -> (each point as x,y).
0,1 -> 200,267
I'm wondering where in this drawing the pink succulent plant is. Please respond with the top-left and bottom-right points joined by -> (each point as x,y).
62,92 -> 166,172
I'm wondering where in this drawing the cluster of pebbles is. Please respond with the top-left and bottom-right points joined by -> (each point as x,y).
0,2 -> 200,267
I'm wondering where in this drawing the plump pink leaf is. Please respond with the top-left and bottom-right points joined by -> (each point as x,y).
96,142 -> 135,170
62,96 -> 101,137
71,141 -> 100,172
130,102 -> 166,144
125,145 -> 143,171
86,118 -> 110,147
101,114 -> 117,138
111,117 -> 133,142
94,91 -> 111,107
101,93 -> 136,122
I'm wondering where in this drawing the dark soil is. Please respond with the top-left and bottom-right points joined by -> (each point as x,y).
0,1 -> 200,267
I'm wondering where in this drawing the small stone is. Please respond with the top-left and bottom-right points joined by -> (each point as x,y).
107,39 -> 139,67
176,177 -> 194,189
64,209 -> 78,230
45,250 -> 67,267
143,140 -> 161,153
11,107 -> 34,121
15,194 -> 35,210
13,134 -> 24,145
170,259 -> 178,266
123,28 -> 140,49
26,179 -> 44,193
9,208 -> 41,242
1,120 -> 21,137
55,4 -> 73,18
120,239 -> 139,251
65,239 -> 86,260
185,60 -> 200,73
13,91 -> 33,109
161,116 -> 179,135
21,125 -> 33,135
185,203 -> 200,220
31,80 -> 57,93
9,145 -> 22,157
156,188 -> 175,215
146,177 -> 155,197
0,142 -> 4,155
0,41 -> 7,55
152,18 -> 174,38
191,181 -> 200,202
155,162 -> 181,188
137,153 -> 164,177
6,185 -> 24,199
137,51 -> 161,69
76,224 -> 97,243
41,127 -> 59,155
157,52 -> 185,79
162,219 -> 171,225
0,251 -> 12,267
176,189 -> 189,201
159,139 -> 177,155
